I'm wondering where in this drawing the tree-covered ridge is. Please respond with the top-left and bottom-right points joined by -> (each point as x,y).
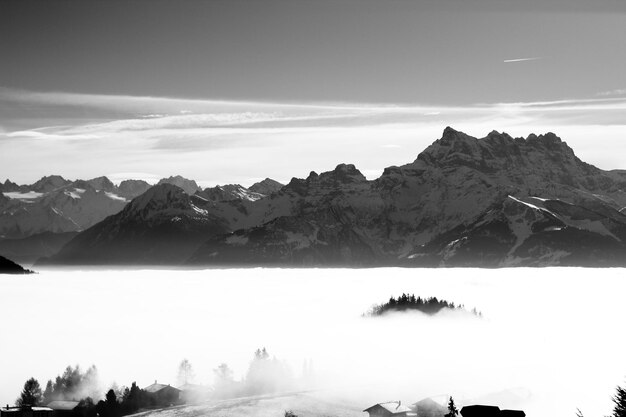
365,293 -> 482,317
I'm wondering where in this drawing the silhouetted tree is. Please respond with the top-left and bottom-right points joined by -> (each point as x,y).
119,382 -> 147,415
445,396 -> 458,417
42,380 -> 54,405
177,359 -> 195,386
613,383 -> 626,417
213,363 -> 236,399
245,348 -> 293,395
15,378 -> 43,406
77,397 -> 97,417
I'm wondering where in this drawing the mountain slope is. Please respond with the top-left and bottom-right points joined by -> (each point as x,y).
40,184 -> 231,265
0,255 -> 34,274
189,128 -> 626,267
249,178 -> 284,195
0,176 -> 155,240
0,231 -> 78,266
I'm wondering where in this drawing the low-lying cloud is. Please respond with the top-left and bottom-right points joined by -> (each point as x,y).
1,268 -> 625,417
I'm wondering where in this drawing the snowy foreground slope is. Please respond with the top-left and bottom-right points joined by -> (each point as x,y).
30,127 -> 626,266
127,392 -> 362,417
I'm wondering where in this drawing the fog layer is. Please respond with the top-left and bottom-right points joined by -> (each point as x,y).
0,268 -> 624,417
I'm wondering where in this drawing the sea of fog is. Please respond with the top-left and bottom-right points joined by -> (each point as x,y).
1,268 -> 625,417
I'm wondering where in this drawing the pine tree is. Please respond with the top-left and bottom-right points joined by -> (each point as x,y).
445,396 -> 459,417
42,380 -> 54,405
613,383 -> 626,417
177,359 -> 195,386
16,378 -> 43,406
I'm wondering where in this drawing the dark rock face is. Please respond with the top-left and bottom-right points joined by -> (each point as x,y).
28,175 -> 72,193
188,128 -> 626,267
157,175 -> 201,195
40,184 -> 230,265
0,255 -> 33,274
197,184 -> 265,202
25,127 -> 626,267
117,179 -> 152,199
248,178 -> 283,195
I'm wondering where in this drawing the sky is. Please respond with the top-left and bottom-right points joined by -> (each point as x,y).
1,0 -> 626,186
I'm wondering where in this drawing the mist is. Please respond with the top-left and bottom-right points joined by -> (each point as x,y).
1,268 -> 624,417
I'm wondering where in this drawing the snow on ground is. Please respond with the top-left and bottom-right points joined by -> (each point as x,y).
128,392 -> 361,417
105,192 -> 128,202
190,204 -> 208,215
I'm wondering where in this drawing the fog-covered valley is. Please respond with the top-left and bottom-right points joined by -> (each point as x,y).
1,268 -> 625,417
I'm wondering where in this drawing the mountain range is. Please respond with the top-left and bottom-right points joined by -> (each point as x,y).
4,127 -> 626,267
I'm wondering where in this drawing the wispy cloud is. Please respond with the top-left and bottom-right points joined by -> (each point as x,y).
503,57 -> 542,63
2,87 -> 626,185
597,88 -> 626,97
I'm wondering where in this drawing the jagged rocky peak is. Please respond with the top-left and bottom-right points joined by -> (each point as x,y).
118,179 -> 152,198
127,183 -> 191,216
285,163 -> 367,195
157,175 -> 201,195
0,179 -> 20,192
248,178 -> 283,195
329,163 -> 367,183
30,175 -> 72,192
85,176 -> 116,192
198,183 -> 264,202
415,127 -> 584,173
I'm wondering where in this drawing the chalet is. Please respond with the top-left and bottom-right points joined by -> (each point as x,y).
143,381 -> 181,407
0,405 -> 53,417
45,401 -> 80,417
364,401 -> 414,417
460,405 -> 525,417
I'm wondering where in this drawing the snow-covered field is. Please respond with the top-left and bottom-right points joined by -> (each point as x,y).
1,268 -> 625,417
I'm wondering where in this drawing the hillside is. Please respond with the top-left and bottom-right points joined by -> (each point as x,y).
0,255 -> 34,274
127,392 -> 361,417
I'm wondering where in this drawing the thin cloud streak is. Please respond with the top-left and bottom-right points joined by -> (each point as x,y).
503,57 -> 542,63
2,88 -> 626,185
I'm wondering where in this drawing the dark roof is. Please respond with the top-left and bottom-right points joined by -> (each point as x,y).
1,407 -> 53,413
460,405 -> 501,417
143,382 -> 181,394
364,402 -> 412,414
46,401 -> 80,411
500,411 -> 525,417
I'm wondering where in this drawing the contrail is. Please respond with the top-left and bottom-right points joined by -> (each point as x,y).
503,57 -> 541,63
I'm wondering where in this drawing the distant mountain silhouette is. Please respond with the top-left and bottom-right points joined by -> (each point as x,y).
16,127 -> 626,267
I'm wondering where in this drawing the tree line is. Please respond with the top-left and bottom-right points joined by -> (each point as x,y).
14,347 -> 305,417
364,293 -> 482,317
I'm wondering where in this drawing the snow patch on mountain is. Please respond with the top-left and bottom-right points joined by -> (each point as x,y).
3,192 -> 44,200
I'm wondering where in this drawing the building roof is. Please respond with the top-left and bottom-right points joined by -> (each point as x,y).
364,401 -> 412,414
46,401 -> 80,411
143,382 -> 181,394
1,407 -> 53,413
460,405 -> 501,417
500,410 -> 525,417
